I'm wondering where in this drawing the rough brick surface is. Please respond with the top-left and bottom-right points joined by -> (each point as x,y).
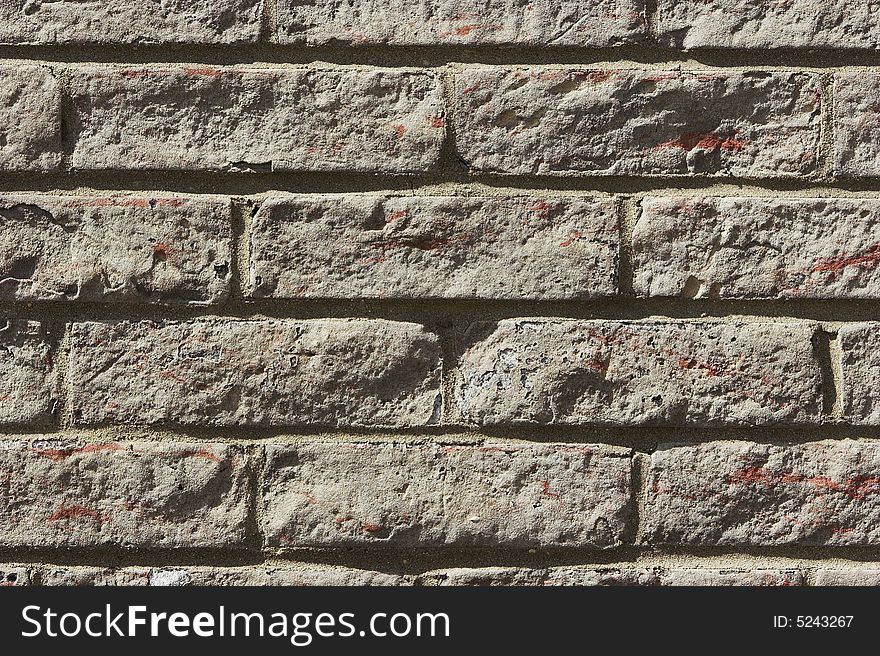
0,1 -> 263,44
422,567 -> 802,586
0,441 -> 251,548
0,65 -> 61,171
0,321 -> 59,426
456,320 -> 821,426
249,195 -> 619,299
0,566 -> 31,586
634,197 -> 880,299
277,0 -> 647,46
814,570 -> 880,586
41,567 -> 151,586
453,68 -> 821,177
262,442 -> 632,548
152,567 -> 408,586
0,195 -> 231,304
839,323 -> 880,425
657,1 -> 880,50
645,440 -> 880,546
70,320 -> 442,427
68,66 -> 445,173
834,73 -> 880,177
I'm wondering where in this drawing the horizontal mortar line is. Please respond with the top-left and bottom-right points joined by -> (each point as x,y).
6,173 -> 880,195
5,426 -> 880,449
5,43 -> 880,68
1,299 -> 880,323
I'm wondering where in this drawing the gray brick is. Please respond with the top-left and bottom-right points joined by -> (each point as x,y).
834,73 -> 880,177
453,68 -> 821,177
646,440 -> 880,546
0,321 -> 59,426
421,567 -> 802,585
634,197 -> 880,299
40,567 -> 151,586
152,567 -> 408,586
68,66 -> 445,173
839,323 -> 880,425
0,195 -> 231,304
70,320 -> 442,428
0,441 -> 251,548
250,195 -> 619,299
658,0 -> 880,49
815,570 -> 880,586
278,0 -> 647,46
0,0 -> 263,44
456,320 -> 821,426
262,442 -> 632,548
0,65 -> 61,171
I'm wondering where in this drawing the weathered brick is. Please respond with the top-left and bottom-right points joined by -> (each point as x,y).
40,567 -> 151,586
151,567 -> 408,586
70,320 -> 441,427
657,0 -> 880,49
645,440 -> 880,546
634,197 -> 880,299
456,320 -> 820,426
0,1 -> 263,44
262,442 -> 632,548
815,570 -> 880,586
277,0 -> 647,46
249,195 -> 619,299
0,441 -> 251,548
453,68 -> 821,177
0,195 -> 231,304
68,66 -> 445,173
0,65 -> 61,171
421,567 -> 801,586
839,323 -> 880,425
0,321 -> 59,425
835,73 -> 880,177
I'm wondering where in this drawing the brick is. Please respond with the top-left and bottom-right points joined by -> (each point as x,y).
40,567 -> 151,586
262,442 -> 632,548
0,195 -> 231,304
814,570 -> 880,586
277,0 -> 647,46
456,320 -> 820,426
421,567 -> 801,586
0,65 -> 61,171
645,440 -> 880,546
68,66 -> 444,173
834,73 -> 880,177
0,1 -> 262,44
0,441 -> 251,548
249,195 -> 619,299
657,0 -> 880,49
0,321 -> 59,425
839,323 -> 880,425
151,567 -> 408,586
634,197 -> 880,299
453,68 -> 821,177
70,320 -> 442,428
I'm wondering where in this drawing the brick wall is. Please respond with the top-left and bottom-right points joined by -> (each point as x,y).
0,0 -> 879,587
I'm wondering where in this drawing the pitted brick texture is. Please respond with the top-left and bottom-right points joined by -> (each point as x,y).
657,1 -> 880,50
814,570 -> 880,586
262,442 -> 632,548
69,320 -> 442,428
839,323 -> 880,425
456,320 -> 821,426
0,1 -> 263,44
634,197 -> 880,299
0,195 -> 231,304
645,440 -> 880,546
0,65 -> 61,171
422,567 -> 802,586
453,68 -> 821,177
68,66 -> 445,173
0,441 -> 251,548
249,195 -> 619,299
835,73 -> 880,178
0,321 -> 59,426
277,0 -> 647,46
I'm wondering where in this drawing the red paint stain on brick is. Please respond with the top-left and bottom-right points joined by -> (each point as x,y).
560,231 -> 583,247
540,480 -> 560,499
180,448 -> 222,463
677,356 -> 722,377
393,125 -> 408,138
33,443 -> 124,461
654,131 -> 748,153
184,68 -> 223,78
385,209 -> 410,223
430,117 -> 445,128
811,244 -> 880,275
48,503 -> 106,523
727,467 -> 880,502
461,83 -> 482,95
361,522 -> 383,533
152,243 -> 173,260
